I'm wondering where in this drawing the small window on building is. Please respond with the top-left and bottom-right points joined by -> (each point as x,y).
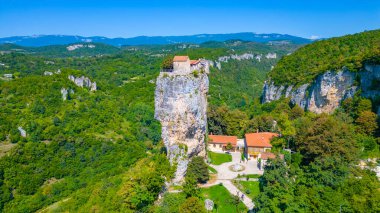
213,144 -> 216,147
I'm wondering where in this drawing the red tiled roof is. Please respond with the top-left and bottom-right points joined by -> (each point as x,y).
208,135 -> 237,146
261,152 -> 284,160
190,60 -> 200,65
245,132 -> 279,148
260,152 -> 276,160
173,56 -> 189,62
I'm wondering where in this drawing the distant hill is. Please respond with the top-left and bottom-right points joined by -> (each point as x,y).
0,42 -> 121,57
0,33 -> 312,47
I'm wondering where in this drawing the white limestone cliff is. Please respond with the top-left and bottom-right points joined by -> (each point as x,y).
262,65 -> 380,114
68,75 -> 97,91
154,71 -> 208,183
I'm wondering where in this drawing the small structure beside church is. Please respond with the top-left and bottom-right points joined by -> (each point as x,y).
208,135 -> 238,152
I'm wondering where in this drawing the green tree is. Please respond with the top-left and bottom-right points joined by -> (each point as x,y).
225,142 -> 233,151
355,110 -> 378,135
187,157 -> 209,183
161,55 -> 173,69
289,104 -> 304,120
295,114 -> 358,164
157,193 -> 186,213
183,175 -> 200,198
179,197 -> 206,213
229,195 -> 241,213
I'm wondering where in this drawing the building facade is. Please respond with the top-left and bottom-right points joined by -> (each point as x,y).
208,135 -> 238,152
173,56 -> 191,73
245,132 -> 279,159
169,56 -> 209,75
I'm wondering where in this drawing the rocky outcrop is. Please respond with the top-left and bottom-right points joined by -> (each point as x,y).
60,88 -> 74,101
212,52 -> 278,70
265,53 -> 277,59
262,65 -> 380,114
307,71 -> 357,114
66,44 -> 95,51
155,71 -> 208,183
361,65 -> 380,99
218,53 -> 254,62
61,88 -> 68,101
68,75 -> 97,91
3,74 -> 13,79
18,127 -> 26,137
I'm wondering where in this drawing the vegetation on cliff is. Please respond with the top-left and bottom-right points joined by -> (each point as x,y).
269,29 -> 380,85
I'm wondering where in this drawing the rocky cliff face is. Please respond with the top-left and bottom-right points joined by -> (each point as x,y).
155,72 -> 208,183
68,75 -> 97,91
262,65 -> 380,114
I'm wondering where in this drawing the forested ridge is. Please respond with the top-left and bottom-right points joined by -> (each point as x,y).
269,29 -> 380,85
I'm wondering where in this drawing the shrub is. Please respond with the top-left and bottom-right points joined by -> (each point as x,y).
179,197 -> 206,213
192,70 -> 199,77
161,56 -> 173,69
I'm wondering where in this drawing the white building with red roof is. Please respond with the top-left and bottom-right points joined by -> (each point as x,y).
170,55 -> 209,74
208,135 -> 243,152
245,132 -> 279,159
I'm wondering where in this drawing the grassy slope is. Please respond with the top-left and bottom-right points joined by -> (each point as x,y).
201,185 -> 247,213
233,181 -> 260,199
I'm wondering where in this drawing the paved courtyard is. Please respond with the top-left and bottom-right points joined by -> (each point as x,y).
211,152 -> 263,180
203,151 -> 263,211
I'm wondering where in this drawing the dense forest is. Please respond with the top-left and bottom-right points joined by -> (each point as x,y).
0,55 -> 170,211
0,40 -> 296,211
0,32 -> 379,212
269,29 -> 380,85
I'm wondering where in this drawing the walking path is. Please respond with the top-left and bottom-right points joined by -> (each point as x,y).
220,180 -> 255,210
202,152 -> 262,211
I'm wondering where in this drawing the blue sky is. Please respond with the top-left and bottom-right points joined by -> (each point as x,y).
0,0 -> 379,38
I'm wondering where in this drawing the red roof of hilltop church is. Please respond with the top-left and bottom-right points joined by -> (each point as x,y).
173,56 -> 189,62
245,132 -> 279,148
208,135 -> 238,146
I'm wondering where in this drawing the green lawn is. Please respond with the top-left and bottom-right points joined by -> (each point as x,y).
201,185 -> 247,213
233,181 -> 260,199
208,152 -> 232,165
